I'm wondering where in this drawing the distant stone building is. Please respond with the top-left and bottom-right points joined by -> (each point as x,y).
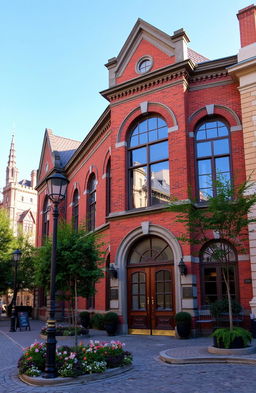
1,135 -> 38,245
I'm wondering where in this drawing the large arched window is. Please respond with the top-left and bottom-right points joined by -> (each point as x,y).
195,118 -> 231,201
128,236 -> 174,265
128,115 -> 170,209
72,189 -> 79,231
106,158 -> 111,217
87,173 -> 96,231
42,196 -> 50,243
200,240 -> 238,306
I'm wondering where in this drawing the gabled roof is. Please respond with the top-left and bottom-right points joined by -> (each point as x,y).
187,48 -> 208,64
18,209 -> 36,224
105,18 -> 208,87
47,129 -> 81,168
37,128 -> 81,182
19,179 -> 31,187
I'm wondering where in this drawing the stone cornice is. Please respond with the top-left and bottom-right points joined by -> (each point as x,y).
101,56 -> 237,103
101,60 -> 195,102
228,56 -> 256,81
190,55 -> 237,84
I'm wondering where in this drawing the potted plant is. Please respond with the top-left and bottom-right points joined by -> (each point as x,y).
79,311 -> 90,329
212,327 -> 252,349
175,311 -> 192,339
104,312 -> 119,336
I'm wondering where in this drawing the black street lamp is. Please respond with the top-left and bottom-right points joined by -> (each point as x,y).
43,172 -> 68,379
10,249 -> 22,332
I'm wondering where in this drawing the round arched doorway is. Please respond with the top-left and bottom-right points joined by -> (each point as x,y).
127,235 -> 175,335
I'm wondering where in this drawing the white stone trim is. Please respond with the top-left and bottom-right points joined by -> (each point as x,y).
115,224 -> 182,334
238,254 -> 250,261
141,221 -> 150,234
168,125 -> 179,133
140,101 -> 148,113
206,104 -> 214,115
115,141 -> 127,148
230,125 -> 243,132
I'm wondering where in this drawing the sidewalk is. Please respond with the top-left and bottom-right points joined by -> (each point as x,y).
1,317 -> 256,393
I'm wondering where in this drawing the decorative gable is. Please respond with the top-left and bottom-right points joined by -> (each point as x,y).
105,19 -> 191,87
37,128 -> 80,184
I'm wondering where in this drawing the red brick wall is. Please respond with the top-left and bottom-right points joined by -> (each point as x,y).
237,4 -> 256,47
116,39 -> 175,85
36,20 -> 252,317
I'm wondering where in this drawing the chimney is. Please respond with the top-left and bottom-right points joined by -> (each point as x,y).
31,170 -> 37,189
237,4 -> 256,48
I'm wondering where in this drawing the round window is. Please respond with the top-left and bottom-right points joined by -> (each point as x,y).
137,57 -> 153,74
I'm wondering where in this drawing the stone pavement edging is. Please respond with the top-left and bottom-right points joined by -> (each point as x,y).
19,365 -> 132,386
208,345 -> 256,355
40,334 -> 89,340
159,347 -> 256,365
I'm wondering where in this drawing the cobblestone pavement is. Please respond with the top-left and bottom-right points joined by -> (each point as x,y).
1,318 -> 256,393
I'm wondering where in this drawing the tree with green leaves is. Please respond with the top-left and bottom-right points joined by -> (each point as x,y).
0,208 -> 15,294
34,222 -> 104,329
169,180 -> 256,330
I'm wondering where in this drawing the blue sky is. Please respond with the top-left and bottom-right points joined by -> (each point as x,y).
0,0 -> 250,193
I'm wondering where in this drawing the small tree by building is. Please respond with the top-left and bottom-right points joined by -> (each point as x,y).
34,222 -> 104,327
169,180 -> 256,330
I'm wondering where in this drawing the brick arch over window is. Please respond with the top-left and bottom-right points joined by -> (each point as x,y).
72,188 -> 79,231
83,166 -> 98,194
199,239 -> 239,306
195,116 -> 232,201
116,102 -> 178,145
86,173 -> 97,231
42,195 -> 50,243
102,148 -> 111,175
189,104 -> 242,133
127,114 -> 171,209
68,182 -> 81,207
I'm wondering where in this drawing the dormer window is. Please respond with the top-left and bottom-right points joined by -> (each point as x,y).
136,56 -> 153,74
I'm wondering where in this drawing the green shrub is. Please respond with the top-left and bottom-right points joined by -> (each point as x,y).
174,312 -> 192,323
79,311 -> 90,328
212,327 -> 252,349
90,313 -> 105,330
209,299 -> 242,318
104,312 -> 119,324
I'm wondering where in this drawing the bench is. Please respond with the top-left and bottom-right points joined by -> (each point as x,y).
196,309 -> 215,335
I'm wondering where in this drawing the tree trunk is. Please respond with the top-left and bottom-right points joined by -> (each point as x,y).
222,268 -> 233,330
74,279 -> 78,347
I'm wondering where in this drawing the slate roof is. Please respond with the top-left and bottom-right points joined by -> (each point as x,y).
47,129 -> 81,168
188,48 -> 209,63
19,179 -> 31,187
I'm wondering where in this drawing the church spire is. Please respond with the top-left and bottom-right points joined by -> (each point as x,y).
6,135 -> 18,185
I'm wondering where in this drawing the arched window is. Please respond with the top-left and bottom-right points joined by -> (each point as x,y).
72,189 -> 79,231
200,240 -> 238,306
87,173 -> 96,231
42,196 -> 50,243
106,158 -> 111,217
128,115 -> 170,209
195,118 -> 231,201
128,236 -> 174,265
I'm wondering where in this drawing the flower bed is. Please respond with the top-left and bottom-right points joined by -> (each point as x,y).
18,340 -> 132,378
40,324 -> 88,337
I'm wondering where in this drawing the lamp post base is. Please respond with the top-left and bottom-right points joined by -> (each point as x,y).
9,305 -> 16,332
42,319 -> 57,379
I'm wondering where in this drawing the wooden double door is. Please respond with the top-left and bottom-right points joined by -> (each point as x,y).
128,265 -> 175,335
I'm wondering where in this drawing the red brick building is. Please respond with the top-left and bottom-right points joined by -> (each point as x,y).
36,5 -> 256,335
